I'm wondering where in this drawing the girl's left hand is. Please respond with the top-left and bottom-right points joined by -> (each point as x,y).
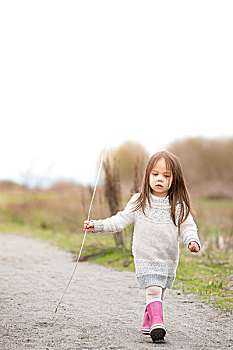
189,241 -> 200,253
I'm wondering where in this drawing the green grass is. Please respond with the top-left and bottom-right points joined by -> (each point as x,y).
174,247 -> 232,313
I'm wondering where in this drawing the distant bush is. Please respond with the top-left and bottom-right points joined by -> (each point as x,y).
0,180 -> 27,192
167,137 -> 233,199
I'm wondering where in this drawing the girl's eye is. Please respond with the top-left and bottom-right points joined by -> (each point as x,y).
152,173 -> 158,176
165,174 -> 171,178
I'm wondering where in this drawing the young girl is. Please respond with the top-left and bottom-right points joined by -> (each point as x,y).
84,151 -> 201,343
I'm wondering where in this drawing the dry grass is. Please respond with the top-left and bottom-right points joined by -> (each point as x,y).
0,182 -> 232,255
0,182 -> 109,233
192,199 -> 233,258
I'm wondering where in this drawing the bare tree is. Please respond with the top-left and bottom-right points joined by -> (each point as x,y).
103,156 -> 124,248
131,156 -> 143,194
107,140 -> 149,187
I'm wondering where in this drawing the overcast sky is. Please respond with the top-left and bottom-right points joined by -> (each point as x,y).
0,1 -> 232,187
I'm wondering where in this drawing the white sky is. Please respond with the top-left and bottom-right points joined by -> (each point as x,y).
0,1 -> 232,187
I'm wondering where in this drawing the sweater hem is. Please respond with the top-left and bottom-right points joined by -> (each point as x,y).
137,273 -> 175,289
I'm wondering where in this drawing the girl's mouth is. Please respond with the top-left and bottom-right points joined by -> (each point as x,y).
155,184 -> 163,188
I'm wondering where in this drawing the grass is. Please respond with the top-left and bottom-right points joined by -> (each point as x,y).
0,186 -> 232,314
174,247 -> 232,313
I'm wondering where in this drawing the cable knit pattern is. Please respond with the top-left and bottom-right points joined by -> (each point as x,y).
138,200 -> 171,222
92,193 -> 201,289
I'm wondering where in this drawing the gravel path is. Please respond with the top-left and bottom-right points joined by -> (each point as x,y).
0,233 -> 232,350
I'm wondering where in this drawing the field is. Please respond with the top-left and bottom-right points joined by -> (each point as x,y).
0,182 -> 232,313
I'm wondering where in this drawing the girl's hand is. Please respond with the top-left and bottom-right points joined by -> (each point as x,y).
83,220 -> 94,232
189,241 -> 200,253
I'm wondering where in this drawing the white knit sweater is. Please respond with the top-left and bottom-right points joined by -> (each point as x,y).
92,193 -> 201,289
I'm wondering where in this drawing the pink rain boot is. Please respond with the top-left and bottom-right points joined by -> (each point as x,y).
141,307 -> 150,335
147,300 -> 166,342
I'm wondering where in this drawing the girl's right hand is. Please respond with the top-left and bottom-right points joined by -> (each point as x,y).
83,220 -> 94,232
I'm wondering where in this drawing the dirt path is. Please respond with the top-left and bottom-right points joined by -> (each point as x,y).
0,233 -> 232,350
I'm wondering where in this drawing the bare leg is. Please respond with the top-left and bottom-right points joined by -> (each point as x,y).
161,288 -> 166,301
146,285 -> 163,304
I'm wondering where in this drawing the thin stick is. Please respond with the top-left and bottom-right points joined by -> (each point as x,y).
54,149 -> 106,313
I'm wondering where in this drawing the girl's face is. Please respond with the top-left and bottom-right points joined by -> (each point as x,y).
149,158 -> 173,197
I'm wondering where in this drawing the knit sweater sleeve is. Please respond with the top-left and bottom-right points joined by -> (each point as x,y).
180,212 -> 201,250
91,193 -> 139,234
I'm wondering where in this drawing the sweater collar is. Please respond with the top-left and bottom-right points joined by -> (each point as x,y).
150,193 -> 169,201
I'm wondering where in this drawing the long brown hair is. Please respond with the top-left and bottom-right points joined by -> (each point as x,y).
133,151 -> 193,227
